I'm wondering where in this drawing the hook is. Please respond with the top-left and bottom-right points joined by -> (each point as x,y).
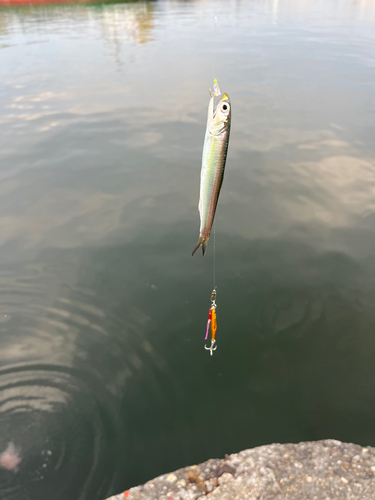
204,339 -> 217,356
209,79 -> 221,98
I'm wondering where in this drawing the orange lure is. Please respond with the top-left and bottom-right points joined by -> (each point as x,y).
205,289 -> 217,355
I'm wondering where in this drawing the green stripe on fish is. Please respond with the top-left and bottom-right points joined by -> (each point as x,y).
192,80 -> 231,256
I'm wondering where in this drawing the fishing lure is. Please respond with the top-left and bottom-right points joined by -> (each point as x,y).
205,289 -> 218,355
192,79 -> 231,256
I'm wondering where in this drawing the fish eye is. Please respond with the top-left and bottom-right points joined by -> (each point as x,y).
221,102 -> 229,113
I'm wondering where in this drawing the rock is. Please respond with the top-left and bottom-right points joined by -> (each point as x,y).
105,440 -> 375,500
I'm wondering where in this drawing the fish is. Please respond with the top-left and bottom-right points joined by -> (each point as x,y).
0,442 -> 21,473
192,79 -> 231,256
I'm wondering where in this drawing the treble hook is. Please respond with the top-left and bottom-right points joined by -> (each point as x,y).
204,339 -> 217,356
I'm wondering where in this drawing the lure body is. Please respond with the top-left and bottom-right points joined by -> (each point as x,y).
192,80 -> 231,256
210,308 -> 217,341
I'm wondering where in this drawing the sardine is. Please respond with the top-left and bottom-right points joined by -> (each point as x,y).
192,79 -> 231,256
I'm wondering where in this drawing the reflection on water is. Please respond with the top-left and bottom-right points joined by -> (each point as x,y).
1,0 -> 375,498
0,2 -> 155,44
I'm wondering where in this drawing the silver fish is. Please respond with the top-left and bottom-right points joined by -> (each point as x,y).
192,80 -> 231,256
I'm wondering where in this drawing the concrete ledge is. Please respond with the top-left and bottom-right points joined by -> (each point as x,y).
106,440 -> 375,500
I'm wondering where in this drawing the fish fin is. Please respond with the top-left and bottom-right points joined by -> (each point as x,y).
192,236 -> 210,256
202,237 -> 209,256
192,237 -> 204,256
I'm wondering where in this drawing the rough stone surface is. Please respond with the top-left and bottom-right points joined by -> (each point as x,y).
105,440 -> 375,500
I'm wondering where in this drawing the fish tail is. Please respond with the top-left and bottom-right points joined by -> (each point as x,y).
192,236 -> 210,256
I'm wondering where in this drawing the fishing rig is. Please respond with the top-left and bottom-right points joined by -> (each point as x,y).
200,17 -> 225,356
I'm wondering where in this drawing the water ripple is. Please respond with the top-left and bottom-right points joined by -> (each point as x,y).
0,260 -> 140,500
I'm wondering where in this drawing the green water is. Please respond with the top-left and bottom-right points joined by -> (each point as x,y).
0,0 -> 375,498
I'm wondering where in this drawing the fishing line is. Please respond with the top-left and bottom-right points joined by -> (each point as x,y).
212,15 -> 217,294
213,223 -> 216,290
212,15 -> 218,79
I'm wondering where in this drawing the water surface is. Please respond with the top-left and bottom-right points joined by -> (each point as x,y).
1,0 -> 375,498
